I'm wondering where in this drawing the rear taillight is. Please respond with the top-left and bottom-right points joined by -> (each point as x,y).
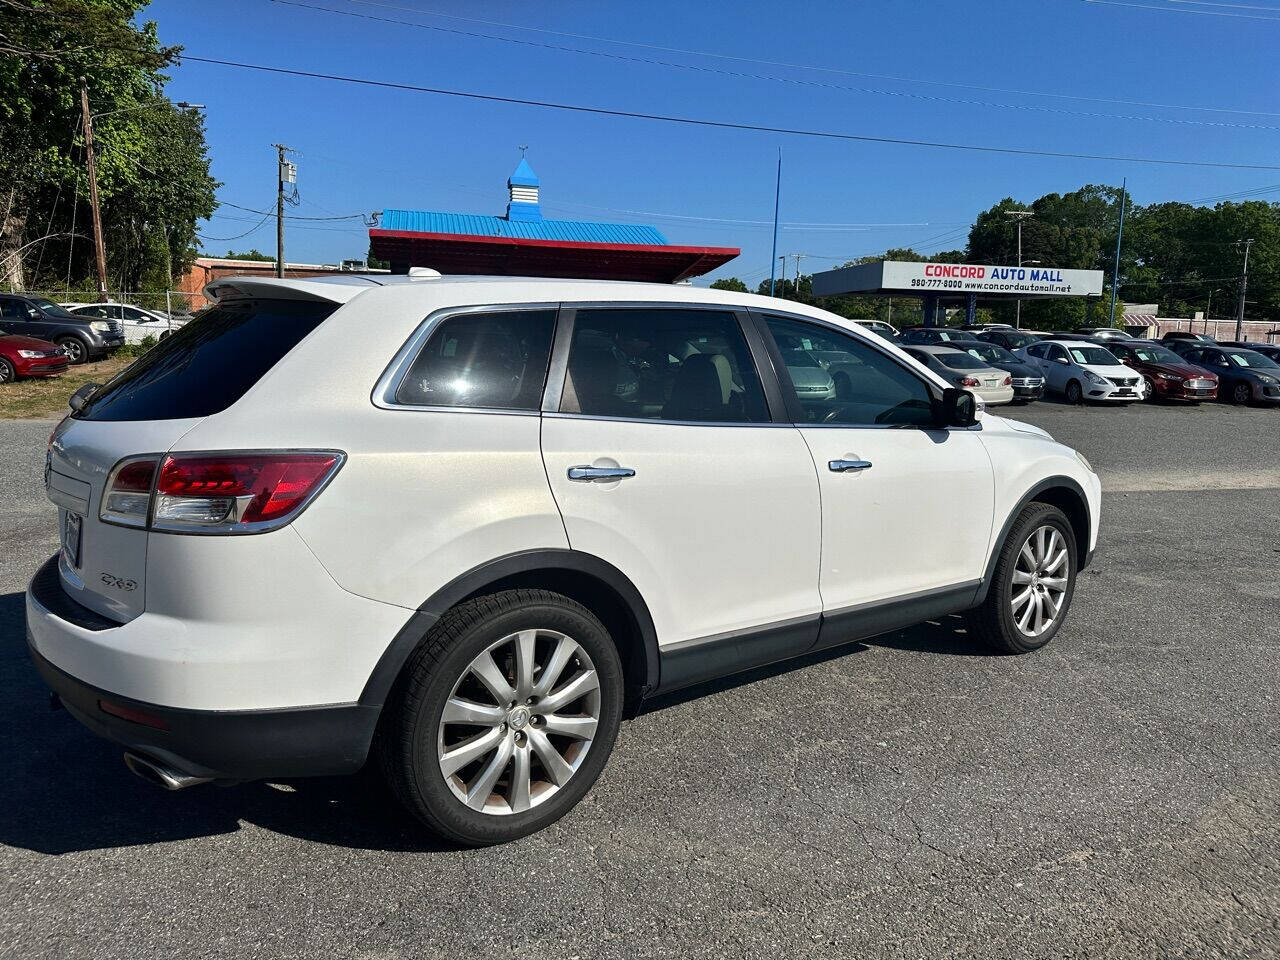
960,376 -> 980,387
1002,375 -> 1012,386
99,451 -> 343,534
100,455 -> 158,528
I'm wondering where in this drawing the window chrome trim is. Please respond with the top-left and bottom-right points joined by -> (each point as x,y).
542,411 -> 796,429
371,302 -> 561,414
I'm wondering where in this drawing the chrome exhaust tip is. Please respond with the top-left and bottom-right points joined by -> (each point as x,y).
123,751 -> 213,791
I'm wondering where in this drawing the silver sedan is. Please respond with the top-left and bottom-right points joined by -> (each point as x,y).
902,344 -> 1015,406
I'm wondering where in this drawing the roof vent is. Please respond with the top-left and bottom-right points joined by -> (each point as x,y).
407,267 -> 442,280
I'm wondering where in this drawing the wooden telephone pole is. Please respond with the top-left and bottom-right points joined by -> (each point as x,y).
80,84 -> 109,298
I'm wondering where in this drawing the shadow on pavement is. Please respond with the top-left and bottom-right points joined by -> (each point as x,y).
0,590 -> 453,856
2,589 -> 988,856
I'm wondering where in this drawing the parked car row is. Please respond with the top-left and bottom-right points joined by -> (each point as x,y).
884,322 -> 1280,408
0,293 -> 193,383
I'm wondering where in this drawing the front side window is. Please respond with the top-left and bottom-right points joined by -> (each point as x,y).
560,308 -> 768,423
74,305 -> 111,319
396,309 -> 556,410
765,315 -> 935,427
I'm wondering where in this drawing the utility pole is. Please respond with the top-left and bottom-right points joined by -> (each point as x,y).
80,84 -> 109,298
768,149 -> 781,297
274,144 -> 296,279
1005,210 -> 1034,329
1235,238 -> 1253,342
792,253 -> 804,300
1109,178 -> 1127,327
778,255 -> 787,298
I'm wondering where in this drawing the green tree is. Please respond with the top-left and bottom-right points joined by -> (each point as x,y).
365,240 -> 388,271
0,0 -> 217,292
224,248 -> 275,262
709,276 -> 748,293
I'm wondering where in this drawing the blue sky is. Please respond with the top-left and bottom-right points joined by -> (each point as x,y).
148,0 -> 1280,287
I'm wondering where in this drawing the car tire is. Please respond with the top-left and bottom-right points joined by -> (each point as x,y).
376,588 -> 624,846
55,337 -> 87,365
1065,379 -> 1083,404
1143,376 -> 1157,402
1231,382 -> 1251,405
0,357 -> 14,384
967,502 -> 1078,655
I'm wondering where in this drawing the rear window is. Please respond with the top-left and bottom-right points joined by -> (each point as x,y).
75,298 -> 337,422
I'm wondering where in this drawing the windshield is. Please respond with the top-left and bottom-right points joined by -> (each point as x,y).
28,296 -> 77,318
964,343 -> 1014,364
935,351 -> 988,370
1133,346 -> 1184,364
1068,346 -> 1120,366
1226,350 -> 1280,369
780,350 -> 820,368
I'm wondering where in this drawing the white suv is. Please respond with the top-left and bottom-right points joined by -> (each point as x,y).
28,275 -> 1100,846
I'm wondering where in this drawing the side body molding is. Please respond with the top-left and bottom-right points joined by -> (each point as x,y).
359,549 -> 661,708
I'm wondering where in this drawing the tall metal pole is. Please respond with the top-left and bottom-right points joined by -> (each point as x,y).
1108,178 -> 1127,327
80,84 -> 109,298
793,253 -> 804,299
778,255 -> 786,298
1235,238 -> 1253,342
1005,210 -> 1033,329
1015,220 -> 1022,329
768,149 -> 781,297
274,144 -> 287,278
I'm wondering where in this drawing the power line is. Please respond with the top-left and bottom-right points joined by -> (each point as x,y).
322,0 -> 1280,119
176,55 -> 1280,171
1084,0 -> 1280,19
275,0 -> 1280,131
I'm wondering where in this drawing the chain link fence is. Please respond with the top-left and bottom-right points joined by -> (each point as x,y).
12,289 -> 210,316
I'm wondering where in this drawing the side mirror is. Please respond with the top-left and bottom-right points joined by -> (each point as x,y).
1055,356 -> 1070,365
937,387 -> 978,427
68,382 -> 100,413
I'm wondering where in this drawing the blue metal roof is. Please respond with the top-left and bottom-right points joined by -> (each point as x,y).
379,208 -> 670,246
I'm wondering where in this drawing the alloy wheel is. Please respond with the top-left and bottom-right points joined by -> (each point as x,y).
0,359 -> 13,383
1233,383 -> 1250,404
437,628 -> 601,816
1011,525 -> 1070,638
60,339 -> 84,364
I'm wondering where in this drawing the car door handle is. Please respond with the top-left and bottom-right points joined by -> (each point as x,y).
567,466 -> 636,483
828,459 -> 873,472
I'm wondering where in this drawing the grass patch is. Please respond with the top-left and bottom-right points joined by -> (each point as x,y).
0,355 -> 132,420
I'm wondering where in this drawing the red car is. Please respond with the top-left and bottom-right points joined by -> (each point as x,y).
0,330 -> 70,383
1108,340 -> 1218,402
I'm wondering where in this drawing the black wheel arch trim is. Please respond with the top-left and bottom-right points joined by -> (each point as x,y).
973,475 -> 1093,606
359,548 -> 661,709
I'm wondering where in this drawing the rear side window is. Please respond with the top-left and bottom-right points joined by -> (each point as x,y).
560,308 -> 768,423
76,298 -> 336,422
395,310 -> 556,410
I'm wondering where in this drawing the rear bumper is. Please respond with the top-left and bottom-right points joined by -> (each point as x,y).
30,644 -> 377,780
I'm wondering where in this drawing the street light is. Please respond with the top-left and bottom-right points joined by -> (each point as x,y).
92,100 -> 205,120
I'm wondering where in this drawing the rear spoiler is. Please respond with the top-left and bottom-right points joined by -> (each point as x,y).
203,275 -> 384,305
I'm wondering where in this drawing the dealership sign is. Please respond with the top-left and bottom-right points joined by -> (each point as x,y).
811,259 -> 1105,298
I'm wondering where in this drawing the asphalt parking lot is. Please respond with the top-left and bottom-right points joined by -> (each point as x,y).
2,398 -> 1278,959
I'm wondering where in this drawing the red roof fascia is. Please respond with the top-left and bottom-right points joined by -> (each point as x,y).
368,228 -> 738,258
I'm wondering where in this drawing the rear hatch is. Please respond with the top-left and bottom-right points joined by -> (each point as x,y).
46,296 -> 339,622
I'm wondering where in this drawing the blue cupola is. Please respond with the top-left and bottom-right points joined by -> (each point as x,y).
506,157 -> 542,222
